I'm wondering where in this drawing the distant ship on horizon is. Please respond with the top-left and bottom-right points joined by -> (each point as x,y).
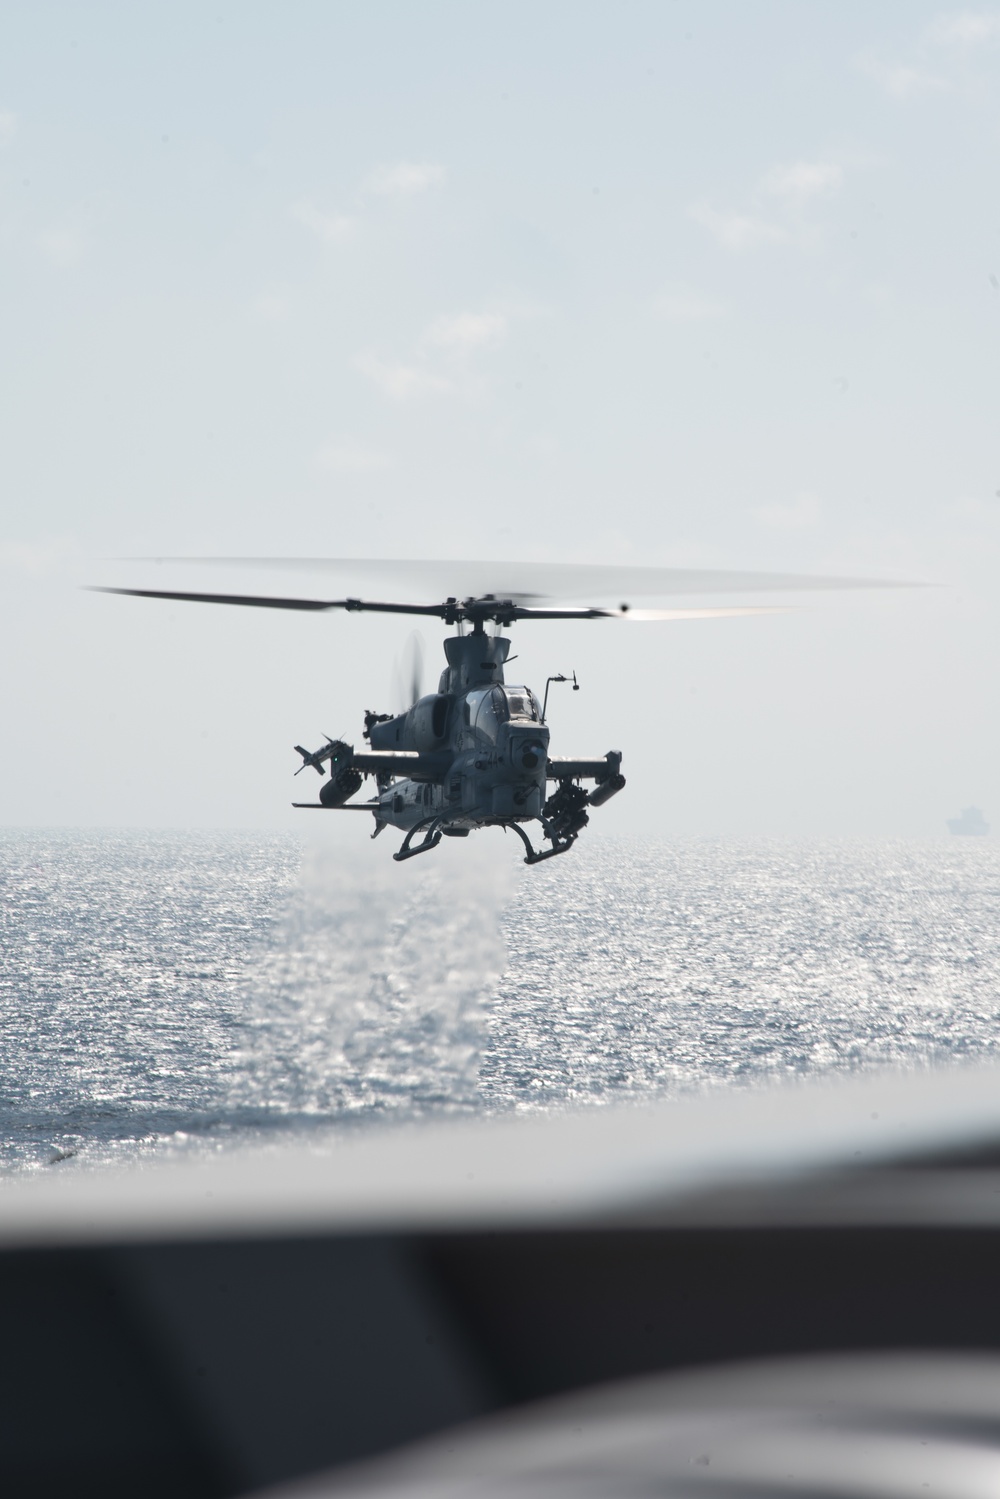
947,806 -> 990,836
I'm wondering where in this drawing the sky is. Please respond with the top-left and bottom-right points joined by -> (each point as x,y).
2,0 -> 999,837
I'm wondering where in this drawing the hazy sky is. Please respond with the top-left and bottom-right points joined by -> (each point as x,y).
2,1 -> 999,837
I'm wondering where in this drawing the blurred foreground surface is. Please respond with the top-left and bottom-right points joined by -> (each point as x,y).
5,1065 -> 1000,1495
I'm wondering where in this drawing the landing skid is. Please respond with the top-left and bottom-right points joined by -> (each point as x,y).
392,814 -> 576,866
392,816 -> 444,862
503,821 -> 578,865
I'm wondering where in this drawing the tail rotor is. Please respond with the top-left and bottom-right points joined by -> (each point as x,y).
392,630 -> 425,712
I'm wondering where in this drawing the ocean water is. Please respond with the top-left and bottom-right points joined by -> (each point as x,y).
1,829 -> 1000,1173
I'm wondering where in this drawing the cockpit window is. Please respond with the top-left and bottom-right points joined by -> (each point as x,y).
467,685 -> 540,740
468,687 -> 502,743
505,686 -> 540,721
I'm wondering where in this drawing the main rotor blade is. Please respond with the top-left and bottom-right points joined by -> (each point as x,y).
506,604 -> 793,621
88,587 -> 611,622
86,589 -> 795,626
125,557 -> 922,599
87,587 -> 450,616
595,605 -> 793,621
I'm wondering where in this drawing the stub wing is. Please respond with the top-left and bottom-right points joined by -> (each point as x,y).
351,750 -> 449,780
291,803 -> 379,811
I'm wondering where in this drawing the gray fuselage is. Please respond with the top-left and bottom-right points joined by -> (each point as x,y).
368,631 -> 548,833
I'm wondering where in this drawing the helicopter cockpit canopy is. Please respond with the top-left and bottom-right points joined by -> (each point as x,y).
466,685 -> 543,743
504,686 -> 542,721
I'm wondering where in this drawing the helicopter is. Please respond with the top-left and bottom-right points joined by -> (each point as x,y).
91,558 -> 909,864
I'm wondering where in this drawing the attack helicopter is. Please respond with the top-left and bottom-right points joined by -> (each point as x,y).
92,558 -> 907,864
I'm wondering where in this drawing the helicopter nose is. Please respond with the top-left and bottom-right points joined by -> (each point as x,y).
517,738 -> 545,771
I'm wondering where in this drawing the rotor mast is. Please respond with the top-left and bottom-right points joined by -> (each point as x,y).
440,631 -> 511,694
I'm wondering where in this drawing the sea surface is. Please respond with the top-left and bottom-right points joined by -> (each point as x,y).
1,829 -> 1000,1173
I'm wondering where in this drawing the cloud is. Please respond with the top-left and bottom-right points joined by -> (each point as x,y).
755,493 -> 822,530
0,110 -> 15,146
762,161 -> 843,198
291,201 -> 357,244
926,10 -> 1000,44
689,158 -> 846,256
355,353 -> 452,400
856,51 -> 949,97
355,310 -> 512,407
315,438 -> 391,474
652,288 -> 725,321
855,13 -> 1000,104
688,202 -> 787,251
365,161 -> 445,196
690,159 -> 846,256
37,227 -> 87,268
423,311 -> 508,351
